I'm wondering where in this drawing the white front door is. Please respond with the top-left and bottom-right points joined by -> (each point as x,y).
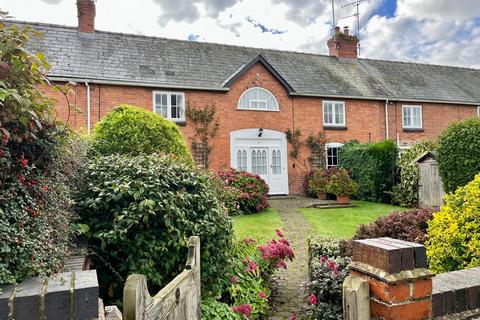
231,129 -> 289,195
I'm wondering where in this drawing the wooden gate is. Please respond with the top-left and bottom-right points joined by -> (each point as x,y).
123,236 -> 201,320
415,151 -> 445,208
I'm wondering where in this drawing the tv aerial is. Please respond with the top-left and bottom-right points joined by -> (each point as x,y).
340,0 -> 372,55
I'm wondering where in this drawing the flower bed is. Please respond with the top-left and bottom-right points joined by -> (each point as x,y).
306,237 -> 351,320
202,230 -> 295,319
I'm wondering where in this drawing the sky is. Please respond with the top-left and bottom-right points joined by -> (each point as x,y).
2,0 -> 480,68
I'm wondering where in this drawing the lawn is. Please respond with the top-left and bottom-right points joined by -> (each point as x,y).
232,208 -> 283,242
300,201 -> 406,239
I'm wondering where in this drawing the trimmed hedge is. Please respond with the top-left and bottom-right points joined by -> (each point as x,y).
391,139 -> 436,207
426,173 -> 480,273
90,104 -> 193,161
76,153 -> 233,300
339,140 -> 398,202
437,118 -> 480,193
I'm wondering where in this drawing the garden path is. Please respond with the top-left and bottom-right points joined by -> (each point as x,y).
268,197 -> 317,320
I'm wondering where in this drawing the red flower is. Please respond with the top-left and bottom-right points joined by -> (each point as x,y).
275,229 -> 284,238
21,158 -> 28,168
310,293 -> 317,305
258,291 -> 267,299
289,314 -> 297,320
320,256 -> 327,263
230,276 -> 238,284
232,304 -> 252,316
245,259 -> 258,273
41,185 -> 49,191
328,260 -> 336,271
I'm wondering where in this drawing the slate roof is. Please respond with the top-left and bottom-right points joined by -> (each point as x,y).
15,20 -> 480,105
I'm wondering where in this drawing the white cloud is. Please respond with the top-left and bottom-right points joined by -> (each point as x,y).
397,0 -> 480,22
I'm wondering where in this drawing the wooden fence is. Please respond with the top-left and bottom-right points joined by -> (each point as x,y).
123,236 -> 201,320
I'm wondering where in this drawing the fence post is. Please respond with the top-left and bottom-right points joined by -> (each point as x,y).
348,237 -> 434,320
343,275 -> 370,320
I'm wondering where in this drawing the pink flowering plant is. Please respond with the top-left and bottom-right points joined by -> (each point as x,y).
227,230 -> 295,319
306,237 -> 351,320
217,168 -> 269,214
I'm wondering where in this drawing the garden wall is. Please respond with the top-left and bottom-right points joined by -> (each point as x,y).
344,237 -> 480,320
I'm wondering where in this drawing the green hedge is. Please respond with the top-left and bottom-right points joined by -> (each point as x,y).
391,139 -> 436,207
76,153 -> 233,300
437,118 -> 480,193
90,104 -> 193,162
339,140 -> 398,202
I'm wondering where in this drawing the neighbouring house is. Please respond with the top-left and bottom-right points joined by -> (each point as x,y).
13,0 -> 480,195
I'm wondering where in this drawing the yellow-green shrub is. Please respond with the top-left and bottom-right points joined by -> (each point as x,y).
426,173 -> 480,273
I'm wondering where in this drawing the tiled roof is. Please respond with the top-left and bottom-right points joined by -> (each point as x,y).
15,20 -> 480,104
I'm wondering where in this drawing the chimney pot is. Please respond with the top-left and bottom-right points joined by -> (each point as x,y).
344,26 -> 349,36
77,0 -> 96,33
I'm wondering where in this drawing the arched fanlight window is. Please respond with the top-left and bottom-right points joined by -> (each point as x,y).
238,87 -> 279,111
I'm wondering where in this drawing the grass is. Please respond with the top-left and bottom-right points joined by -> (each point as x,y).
232,208 -> 283,242
300,200 -> 406,239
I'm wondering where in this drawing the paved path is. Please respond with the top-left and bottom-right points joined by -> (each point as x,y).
268,197 -> 317,320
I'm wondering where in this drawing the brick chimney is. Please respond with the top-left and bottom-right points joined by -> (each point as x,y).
77,0 -> 96,33
328,26 -> 359,59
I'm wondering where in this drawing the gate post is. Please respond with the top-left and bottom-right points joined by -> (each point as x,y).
349,237 -> 434,320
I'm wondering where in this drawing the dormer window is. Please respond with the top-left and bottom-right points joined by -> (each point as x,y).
238,87 -> 279,111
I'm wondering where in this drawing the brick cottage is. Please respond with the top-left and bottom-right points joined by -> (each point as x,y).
16,0 -> 480,194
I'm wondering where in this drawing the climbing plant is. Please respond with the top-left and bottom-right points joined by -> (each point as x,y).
306,131 -> 326,170
285,128 -> 302,159
186,104 -> 220,168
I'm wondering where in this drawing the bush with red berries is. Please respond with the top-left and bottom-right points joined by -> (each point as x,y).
217,168 -> 269,215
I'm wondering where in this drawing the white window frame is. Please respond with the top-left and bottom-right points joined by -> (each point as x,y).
322,100 -> 346,127
152,91 -> 186,122
237,87 -> 279,111
402,105 -> 423,129
477,106 -> 480,117
325,142 -> 344,168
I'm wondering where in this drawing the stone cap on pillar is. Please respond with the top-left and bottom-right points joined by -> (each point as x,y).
352,237 -> 428,275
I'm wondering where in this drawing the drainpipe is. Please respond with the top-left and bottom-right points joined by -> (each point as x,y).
85,82 -> 91,134
385,99 -> 389,139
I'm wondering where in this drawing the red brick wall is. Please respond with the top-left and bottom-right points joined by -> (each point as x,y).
43,63 -> 478,194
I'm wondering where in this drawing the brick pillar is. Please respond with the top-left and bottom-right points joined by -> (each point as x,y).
350,237 -> 434,320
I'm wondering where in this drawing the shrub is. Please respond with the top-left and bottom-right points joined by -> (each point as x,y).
326,168 -> 357,196
437,118 -> 480,193
353,208 -> 434,244
201,298 -> 241,320
76,154 -> 233,300
90,104 -> 193,161
426,173 -> 480,273
227,232 -> 295,319
308,169 -> 331,196
307,237 -> 351,319
217,169 -> 269,214
391,140 -> 436,207
339,140 -> 397,202
307,257 -> 351,320
0,21 -> 82,284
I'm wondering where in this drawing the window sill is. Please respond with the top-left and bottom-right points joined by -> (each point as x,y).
173,120 -> 186,126
323,126 -> 347,131
403,128 -> 423,132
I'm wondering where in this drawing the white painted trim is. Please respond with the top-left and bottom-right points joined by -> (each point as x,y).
152,91 -> 186,121
477,106 -> 480,117
230,129 -> 289,195
322,100 -> 346,126
402,104 -> 423,129
237,87 -> 279,111
325,142 -> 344,168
